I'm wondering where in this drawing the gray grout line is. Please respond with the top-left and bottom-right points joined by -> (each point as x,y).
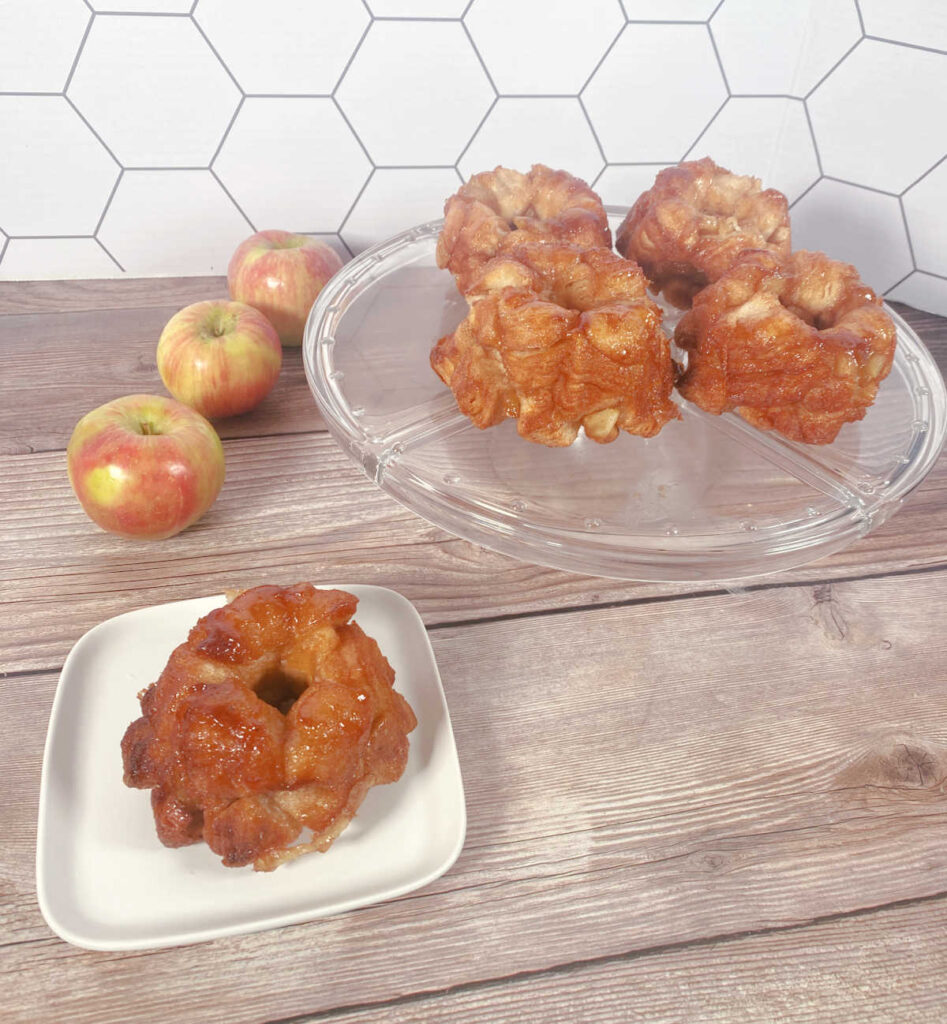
122,165 -> 209,172
865,33 -> 947,57
496,93 -> 580,100
243,93 -> 333,100
729,92 -> 801,100
681,95 -> 729,162
336,167 -> 377,238
5,234 -> 82,239
189,11 -> 245,96
802,99 -> 824,176
788,175 -> 823,209
804,35 -> 864,99
93,167 -> 124,235
93,236 -> 125,273
371,164 -> 462,171
9,233 -> 112,239
899,152 -> 947,195
599,161 -> 676,167
62,93 -> 123,166
208,167 -> 256,232
453,94 -> 498,168
460,19 -> 499,96
372,15 -> 466,21
898,195 -> 918,270
9,3 -> 946,296
208,94 -> 245,168
577,95 -> 608,166
330,95 -> 376,166
62,9 -> 94,94
822,175 -> 900,198
0,235 -> 9,267
922,269 -> 947,283
96,10 -> 192,16
706,21 -> 731,95
331,17 -> 373,96
578,22 -> 625,95
886,268 -> 916,293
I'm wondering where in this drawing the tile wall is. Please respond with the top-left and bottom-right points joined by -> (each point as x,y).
0,0 -> 945,315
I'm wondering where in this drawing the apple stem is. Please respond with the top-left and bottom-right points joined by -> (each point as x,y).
203,307 -> 237,339
139,420 -> 158,436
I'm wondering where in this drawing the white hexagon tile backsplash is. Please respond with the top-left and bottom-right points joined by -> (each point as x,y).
0,0 -> 945,317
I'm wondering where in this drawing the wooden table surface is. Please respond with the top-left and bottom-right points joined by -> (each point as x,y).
2,277 -> 946,1024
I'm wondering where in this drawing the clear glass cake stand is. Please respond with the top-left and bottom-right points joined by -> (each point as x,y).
303,209 -> 947,583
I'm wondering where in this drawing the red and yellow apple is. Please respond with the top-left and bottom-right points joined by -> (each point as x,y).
157,299 -> 281,419
227,230 -> 343,346
67,394 -> 226,540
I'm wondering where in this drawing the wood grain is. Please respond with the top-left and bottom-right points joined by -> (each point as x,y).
3,277 -> 946,1024
1,296 -> 943,459
2,429 -> 946,675
0,307 -> 324,454
0,276 -> 228,316
3,572 -> 946,1023
304,896 -> 947,1024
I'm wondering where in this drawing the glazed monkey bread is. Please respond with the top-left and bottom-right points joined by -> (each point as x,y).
437,164 -> 611,294
617,157 -> 791,309
431,241 -> 679,446
121,584 -> 417,871
675,249 -> 897,445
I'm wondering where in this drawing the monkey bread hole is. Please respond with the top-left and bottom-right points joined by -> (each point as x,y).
777,294 -> 834,330
254,666 -> 309,715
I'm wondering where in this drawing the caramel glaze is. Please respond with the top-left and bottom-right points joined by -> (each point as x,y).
121,584 -> 417,870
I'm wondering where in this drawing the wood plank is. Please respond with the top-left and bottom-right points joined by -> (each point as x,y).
889,300 -> 947,345
0,276 -> 228,316
2,299 -> 943,457
0,306 -> 324,454
2,572 -> 946,1022
2,430 -> 946,674
308,897 -> 947,1024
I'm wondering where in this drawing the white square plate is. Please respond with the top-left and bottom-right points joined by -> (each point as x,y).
36,585 -> 466,951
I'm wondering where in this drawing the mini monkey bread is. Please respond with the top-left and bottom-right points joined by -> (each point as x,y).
121,584 -> 416,871
437,164 -> 612,294
433,160 -> 895,449
675,249 -> 897,445
616,157 -> 791,309
431,241 -> 679,447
